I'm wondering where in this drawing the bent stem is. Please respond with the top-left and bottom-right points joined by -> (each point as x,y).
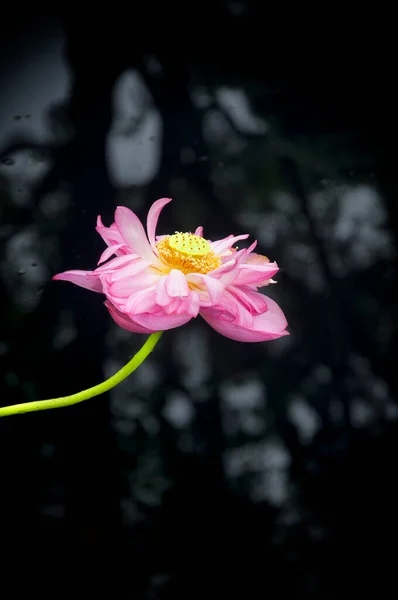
0,331 -> 163,418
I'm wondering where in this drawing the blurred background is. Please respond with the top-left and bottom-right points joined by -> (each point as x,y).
0,9 -> 397,598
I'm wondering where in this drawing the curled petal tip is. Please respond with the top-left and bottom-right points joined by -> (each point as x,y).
147,197 -> 173,247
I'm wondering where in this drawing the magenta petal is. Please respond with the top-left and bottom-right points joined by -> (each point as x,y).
146,197 -> 172,247
200,295 -> 288,342
105,301 -> 153,333
115,206 -> 154,260
53,270 -> 103,293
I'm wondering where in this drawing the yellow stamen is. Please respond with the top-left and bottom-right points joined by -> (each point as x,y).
156,232 -> 222,275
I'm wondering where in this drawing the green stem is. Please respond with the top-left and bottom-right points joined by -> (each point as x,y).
0,331 -> 163,418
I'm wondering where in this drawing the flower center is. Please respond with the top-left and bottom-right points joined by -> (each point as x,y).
156,232 -> 222,275
169,232 -> 210,256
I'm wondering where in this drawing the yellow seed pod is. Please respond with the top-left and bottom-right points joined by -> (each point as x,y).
168,232 -> 210,257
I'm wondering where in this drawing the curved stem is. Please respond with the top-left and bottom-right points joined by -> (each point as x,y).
0,331 -> 163,418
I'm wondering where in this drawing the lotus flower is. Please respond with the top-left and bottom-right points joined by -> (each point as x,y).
53,198 -> 288,342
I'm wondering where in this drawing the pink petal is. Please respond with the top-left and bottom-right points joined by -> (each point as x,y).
246,252 -> 269,265
156,276 -> 201,316
105,271 -> 159,299
96,215 -> 123,246
105,301 -> 154,333
95,255 -> 137,273
124,287 -> 158,314
53,270 -> 103,293
245,240 -> 258,254
211,234 -> 249,256
201,295 -> 289,342
176,291 -> 200,317
97,244 -> 125,265
209,257 -> 238,278
212,248 -> 252,286
165,269 -> 189,298
194,226 -> 204,237
106,259 -> 152,282
156,277 -> 172,306
163,297 -> 181,314
132,312 -> 192,331
155,282 -> 187,314
186,273 -> 225,305
210,234 -> 233,251
227,286 -> 268,314
146,198 -> 172,247
115,206 -> 154,261
215,290 -> 253,327
233,262 -> 279,286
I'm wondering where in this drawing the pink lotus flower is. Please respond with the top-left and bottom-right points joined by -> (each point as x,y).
53,198 -> 288,342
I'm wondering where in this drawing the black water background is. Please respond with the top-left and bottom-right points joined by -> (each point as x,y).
0,11 -> 397,599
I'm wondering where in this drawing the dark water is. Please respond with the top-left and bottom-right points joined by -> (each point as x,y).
0,11 -> 397,598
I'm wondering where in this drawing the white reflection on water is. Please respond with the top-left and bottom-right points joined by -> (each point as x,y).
106,69 -> 162,187
0,22 -> 71,152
